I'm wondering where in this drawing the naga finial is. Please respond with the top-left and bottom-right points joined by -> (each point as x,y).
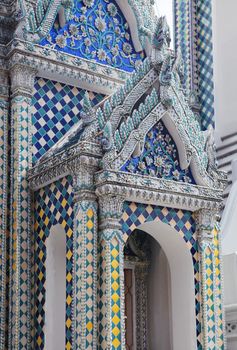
152,16 -> 171,50
80,91 -> 95,125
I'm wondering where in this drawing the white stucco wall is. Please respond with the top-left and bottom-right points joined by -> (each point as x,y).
148,239 -> 172,350
212,0 -> 237,137
140,221 -> 197,350
45,224 -> 66,350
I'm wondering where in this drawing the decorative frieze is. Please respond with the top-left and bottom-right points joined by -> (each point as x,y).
6,40 -> 127,95
95,170 -> 223,212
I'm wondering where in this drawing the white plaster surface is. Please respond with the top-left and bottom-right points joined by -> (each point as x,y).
223,253 -> 237,305
45,224 -> 66,350
148,239 -> 172,350
139,220 -> 197,350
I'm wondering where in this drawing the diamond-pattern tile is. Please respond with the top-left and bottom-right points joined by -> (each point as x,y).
0,100 -> 8,347
34,176 -> 74,349
205,246 -> 215,347
98,240 -> 107,350
74,202 -> 97,350
31,78 -> 104,163
213,228 -> 224,348
110,238 -> 121,350
174,0 -> 215,129
196,0 -> 214,129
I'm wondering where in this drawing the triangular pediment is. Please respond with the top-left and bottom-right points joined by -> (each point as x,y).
39,0 -> 144,71
121,120 -> 195,184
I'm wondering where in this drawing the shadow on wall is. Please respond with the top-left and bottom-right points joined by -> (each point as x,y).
139,221 -> 197,350
45,224 -> 66,350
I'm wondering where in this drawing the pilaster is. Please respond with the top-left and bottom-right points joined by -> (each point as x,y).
9,64 -> 36,350
0,69 -> 9,349
72,163 -> 98,350
97,195 -> 125,350
195,209 -> 225,350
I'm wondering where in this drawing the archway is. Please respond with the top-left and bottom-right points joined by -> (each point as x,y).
45,224 -> 66,350
124,220 -> 197,350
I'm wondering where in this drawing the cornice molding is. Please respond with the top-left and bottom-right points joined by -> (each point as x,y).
95,170 -> 223,212
5,39 -> 127,95
28,141 -> 102,190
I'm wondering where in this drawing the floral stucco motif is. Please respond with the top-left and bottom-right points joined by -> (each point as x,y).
40,0 -> 145,71
121,121 -> 195,183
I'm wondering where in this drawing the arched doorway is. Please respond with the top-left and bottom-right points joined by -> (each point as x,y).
45,224 -> 66,350
124,221 -> 197,350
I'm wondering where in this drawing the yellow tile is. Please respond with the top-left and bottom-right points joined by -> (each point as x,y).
112,338 -> 121,348
112,270 -> 119,280
112,260 -> 119,269
112,293 -> 119,303
87,220 -> 94,230
111,248 -> 119,258
66,318 -> 72,328
112,304 -> 120,314
112,315 -> 120,326
86,321 -> 93,331
112,281 -> 119,291
87,208 -> 94,219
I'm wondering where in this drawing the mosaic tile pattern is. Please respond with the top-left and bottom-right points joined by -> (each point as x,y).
214,228 -> 224,348
34,176 -> 74,350
110,238 -> 121,349
120,201 -> 203,349
74,202 -> 97,350
9,96 -> 32,349
174,0 -> 192,92
204,246 -> 215,347
98,236 -> 123,350
31,78 -> 104,163
121,120 -> 195,184
196,0 -> 214,129
98,240 -> 107,350
0,100 -> 8,348
40,0 -> 144,72
174,0 -> 214,129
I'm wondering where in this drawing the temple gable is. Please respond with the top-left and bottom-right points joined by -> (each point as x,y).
40,0 -> 145,71
120,120 -> 195,184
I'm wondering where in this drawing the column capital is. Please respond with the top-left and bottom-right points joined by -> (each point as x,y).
72,158 -> 98,202
10,64 -> 37,98
194,208 -> 220,247
98,195 -> 124,232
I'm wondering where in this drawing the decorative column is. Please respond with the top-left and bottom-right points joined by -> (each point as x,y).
0,69 -> 9,349
97,195 -> 125,350
196,209 -> 225,350
9,64 -> 36,350
134,263 -> 149,350
72,161 -> 98,350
